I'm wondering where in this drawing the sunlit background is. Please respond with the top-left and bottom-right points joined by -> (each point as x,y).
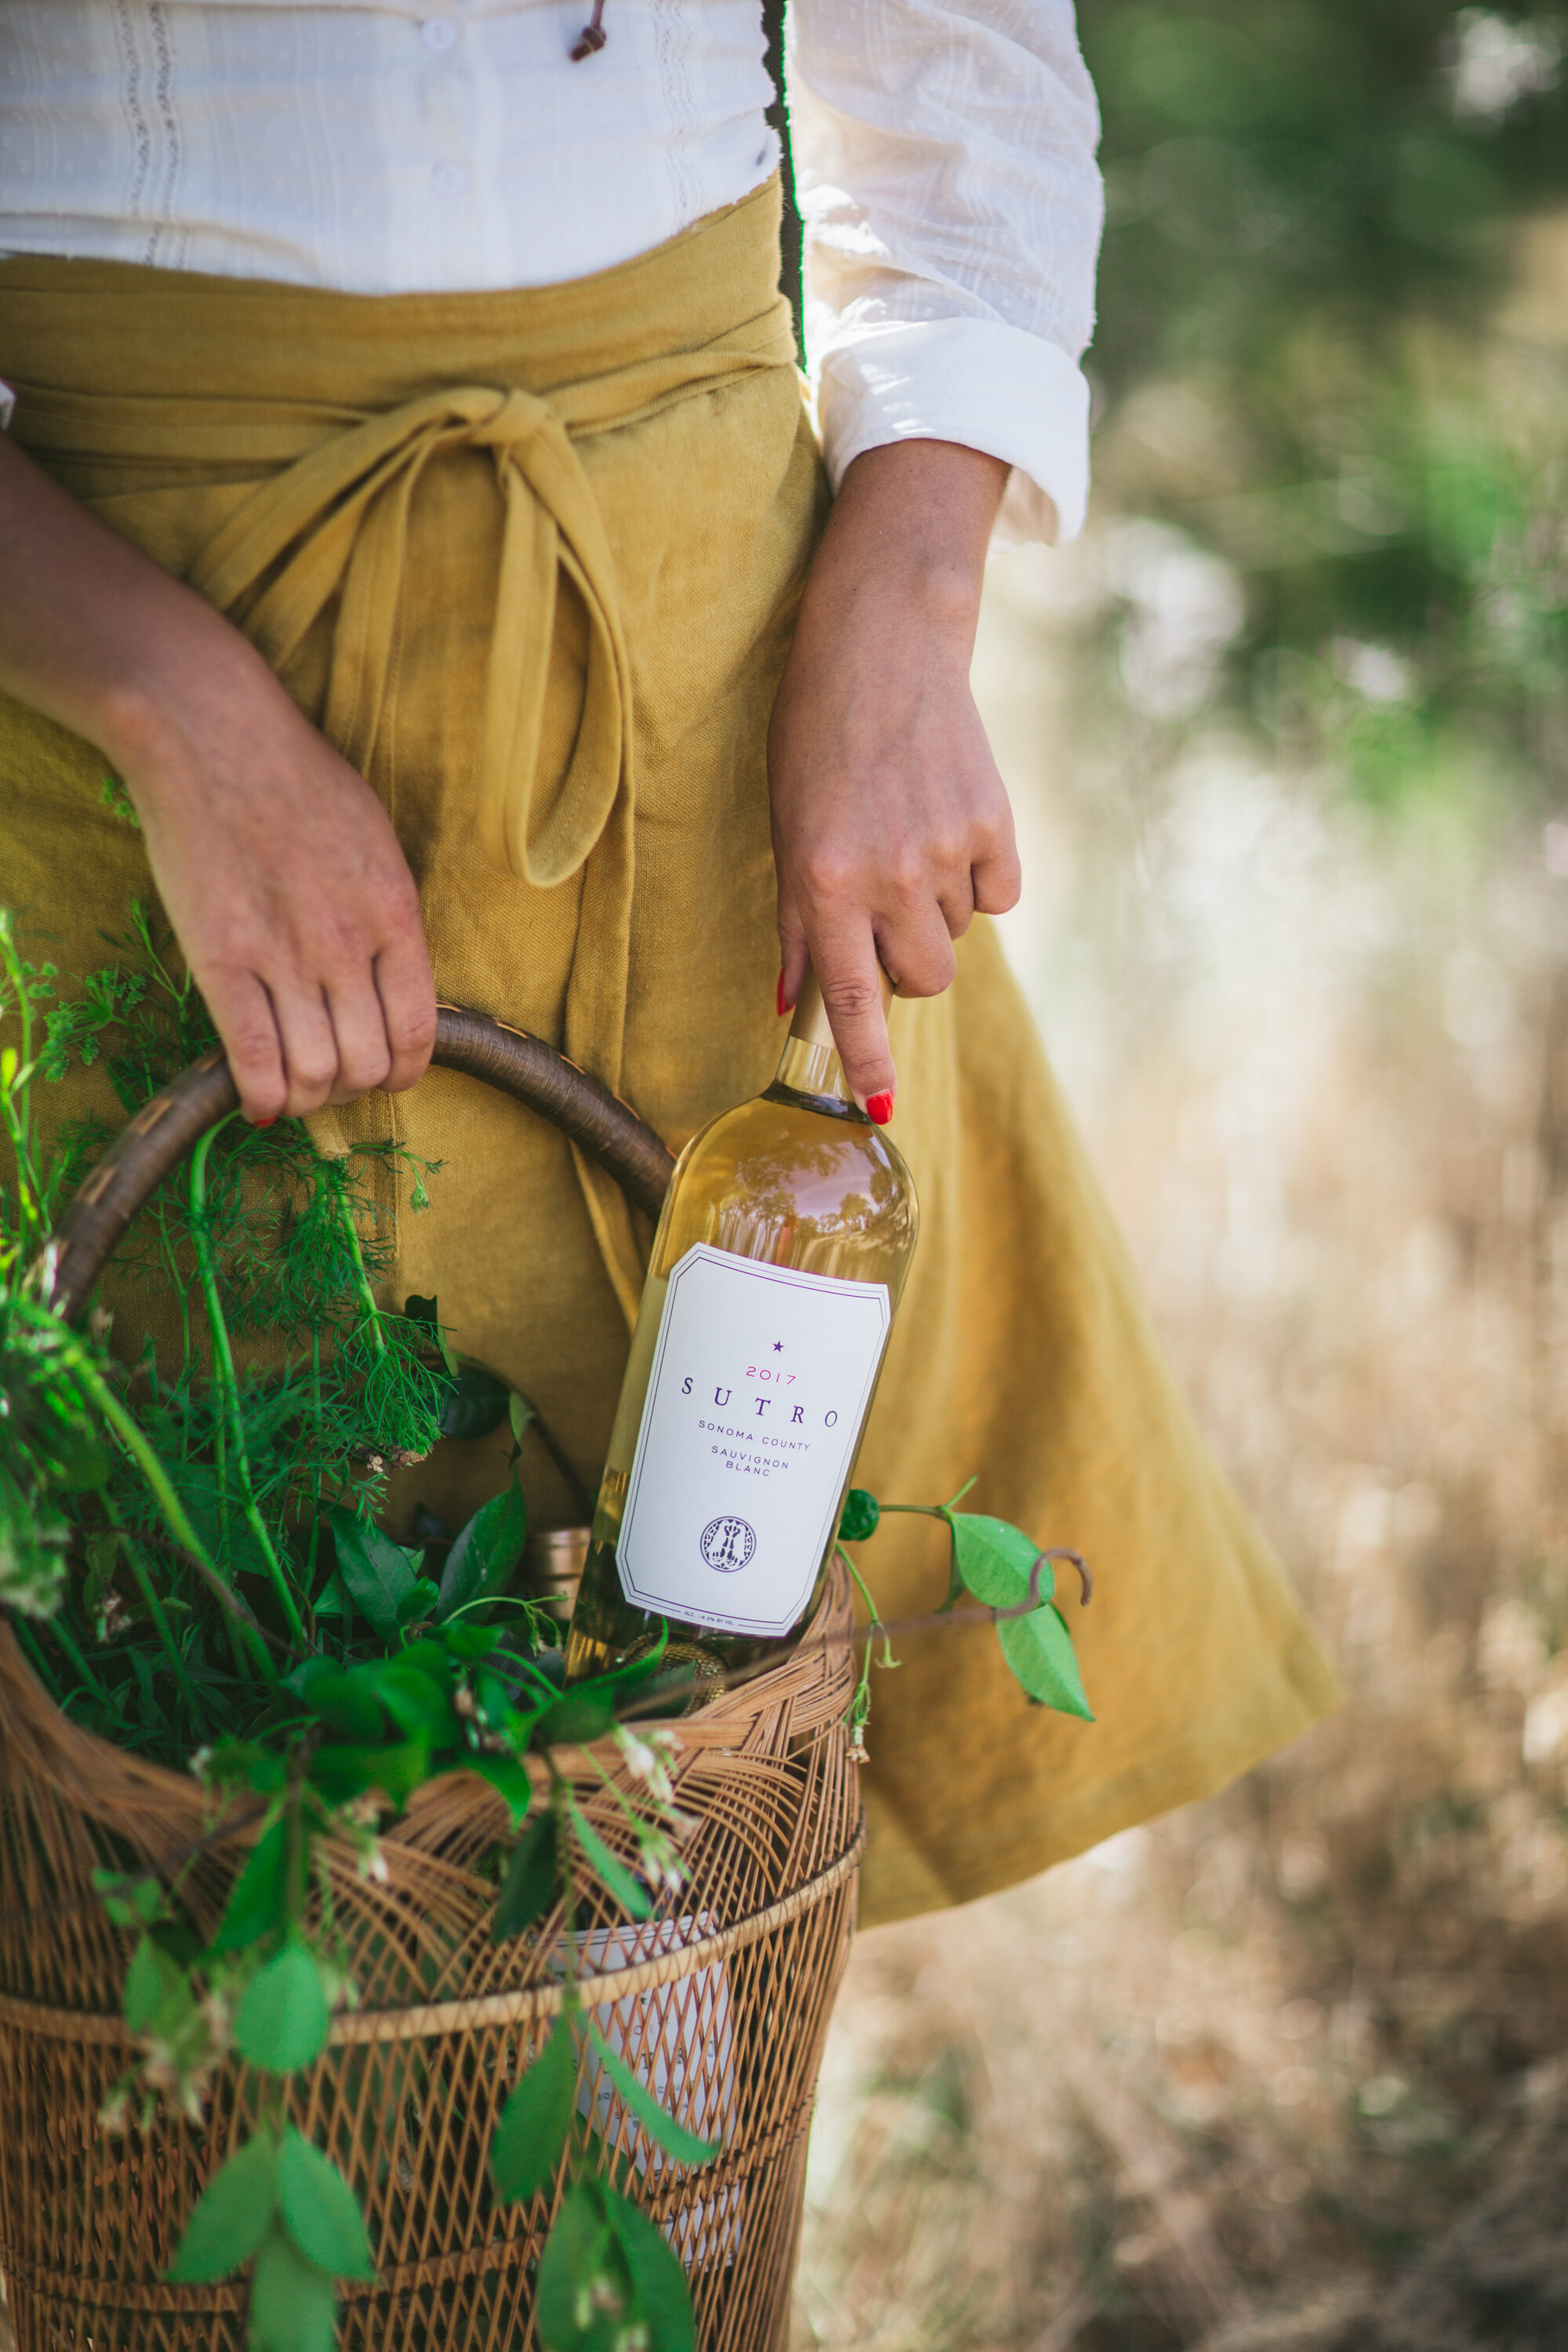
792,6 -> 1568,2347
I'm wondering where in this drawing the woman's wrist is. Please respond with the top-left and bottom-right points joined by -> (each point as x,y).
96,619 -> 278,811
819,439 -> 1009,637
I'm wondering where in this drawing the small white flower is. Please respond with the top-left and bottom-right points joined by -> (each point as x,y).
615,1727 -> 658,1780
198,1992 -> 232,2052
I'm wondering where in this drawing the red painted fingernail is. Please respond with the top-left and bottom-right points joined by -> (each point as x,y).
252,1117 -> 277,1128
776,971 -> 790,1018
866,1091 -> 894,1126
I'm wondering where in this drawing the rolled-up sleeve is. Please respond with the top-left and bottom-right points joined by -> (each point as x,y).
788,0 -> 1103,543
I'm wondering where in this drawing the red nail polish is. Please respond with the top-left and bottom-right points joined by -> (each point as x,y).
866,1091 -> 894,1126
253,1117 -> 277,1128
776,971 -> 790,1018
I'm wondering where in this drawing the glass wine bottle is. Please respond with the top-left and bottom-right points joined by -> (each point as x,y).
564,969 -> 919,1686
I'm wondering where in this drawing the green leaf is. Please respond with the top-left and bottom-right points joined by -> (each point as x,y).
49,1420 -> 111,1492
276,2126 -> 376,2282
93,1866 -> 163,1928
124,1933 -> 185,2034
395,1639 -> 455,1688
325,1502 -> 420,1640
166,2132 -> 278,2283
490,2016 -> 577,2201
441,1621 -> 500,1662
837,1487 -> 880,1543
508,1392 -> 536,1447
207,1741 -> 289,1798
207,1817 -> 289,1958
151,1917 -> 203,1971
535,2180 -> 616,2352
534,1690 -> 615,1748
372,1660 -> 456,1743
492,1806 -> 557,1940
234,1940 -> 331,2073
466,1752 -> 535,1829
603,2183 -> 698,2352
437,1482 -> 527,1622
294,1671 -> 384,1746
394,1577 -> 441,1628
997,1602 -> 1094,1721
307,1740 -> 429,1809
586,2023 -> 720,2167
564,1795 -> 650,1923
439,1363 -> 512,1443
249,2227 -> 338,2352
310,1569 -> 350,1620
951,1514 -> 1053,1613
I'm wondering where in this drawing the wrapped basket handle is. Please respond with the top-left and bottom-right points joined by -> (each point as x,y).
45,1001 -> 676,1324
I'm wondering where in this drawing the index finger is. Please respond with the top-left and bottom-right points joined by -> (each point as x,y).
801,922 -> 896,1122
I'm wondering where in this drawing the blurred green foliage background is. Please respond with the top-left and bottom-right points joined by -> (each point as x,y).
1072,1 -> 1568,807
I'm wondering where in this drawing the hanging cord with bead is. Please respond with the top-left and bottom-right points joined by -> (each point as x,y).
572,1 -> 606,59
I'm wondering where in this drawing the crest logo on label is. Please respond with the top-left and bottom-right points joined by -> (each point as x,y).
700,1515 -> 757,1573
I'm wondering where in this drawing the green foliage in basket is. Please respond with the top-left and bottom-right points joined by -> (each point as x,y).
0,909 -> 715,2352
1,906 -> 1093,2352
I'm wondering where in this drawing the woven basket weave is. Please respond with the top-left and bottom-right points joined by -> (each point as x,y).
0,1007 -> 864,2352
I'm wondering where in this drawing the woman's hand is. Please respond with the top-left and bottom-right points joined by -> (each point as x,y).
0,435 -> 435,1123
767,437 -> 1023,1116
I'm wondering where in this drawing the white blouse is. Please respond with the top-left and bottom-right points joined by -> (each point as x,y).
0,0 -> 1101,539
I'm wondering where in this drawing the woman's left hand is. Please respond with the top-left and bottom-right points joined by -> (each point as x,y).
767,437 -> 1025,1119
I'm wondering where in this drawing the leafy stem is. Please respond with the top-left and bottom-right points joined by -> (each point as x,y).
103,1496 -> 211,1726
65,1334 -> 273,1686
189,1124 -> 309,1652
335,1186 -> 387,1360
836,1540 -> 898,1751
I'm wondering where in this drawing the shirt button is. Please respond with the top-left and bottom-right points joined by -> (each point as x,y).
420,16 -> 458,49
431,161 -> 470,197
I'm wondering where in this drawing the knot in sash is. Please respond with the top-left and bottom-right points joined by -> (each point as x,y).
191,377 -> 635,889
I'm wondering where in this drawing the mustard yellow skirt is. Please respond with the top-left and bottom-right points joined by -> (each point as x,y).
0,179 -> 1340,1926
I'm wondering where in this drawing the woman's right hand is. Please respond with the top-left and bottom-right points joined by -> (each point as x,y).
0,434 -> 435,1123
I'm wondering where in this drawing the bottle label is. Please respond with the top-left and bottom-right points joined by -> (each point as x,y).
616,1243 -> 891,1638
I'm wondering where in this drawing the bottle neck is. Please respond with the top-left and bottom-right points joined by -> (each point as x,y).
772,1031 -> 854,1105
769,966 -> 893,1112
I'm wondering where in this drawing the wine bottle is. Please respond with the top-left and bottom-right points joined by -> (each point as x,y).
564,969 -> 919,1685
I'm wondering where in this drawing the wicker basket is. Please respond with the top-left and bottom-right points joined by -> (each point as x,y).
0,1008 -> 864,2352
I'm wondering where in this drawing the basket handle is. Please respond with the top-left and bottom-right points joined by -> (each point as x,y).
45,1001 -> 676,1324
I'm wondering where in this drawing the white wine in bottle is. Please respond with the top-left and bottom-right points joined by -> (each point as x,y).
564,971 -> 919,1685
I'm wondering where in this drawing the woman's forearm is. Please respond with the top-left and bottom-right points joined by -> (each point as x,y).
0,432 -> 435,1120
0,431 -> 254,762
768,437 -> 1020,1115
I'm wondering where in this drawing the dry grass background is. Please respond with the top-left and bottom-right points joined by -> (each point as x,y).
789,526 -> 1568,2349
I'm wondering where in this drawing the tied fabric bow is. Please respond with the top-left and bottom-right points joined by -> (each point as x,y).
190,381 -> 630,899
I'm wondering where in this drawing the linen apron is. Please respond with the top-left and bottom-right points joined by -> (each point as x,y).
0,179 -> 1340,1927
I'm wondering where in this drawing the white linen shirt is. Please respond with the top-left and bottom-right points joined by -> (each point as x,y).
0,0 -> 1102,538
